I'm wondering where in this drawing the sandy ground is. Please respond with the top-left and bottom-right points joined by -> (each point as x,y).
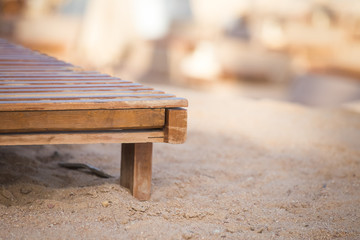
0,85 -> 360,240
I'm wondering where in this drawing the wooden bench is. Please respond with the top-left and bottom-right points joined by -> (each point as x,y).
0,39 -> 187,200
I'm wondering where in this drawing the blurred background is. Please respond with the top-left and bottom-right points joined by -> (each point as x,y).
1,0 -> 360,107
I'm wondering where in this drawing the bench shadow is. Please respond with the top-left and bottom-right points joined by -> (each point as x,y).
0,144 -> 123,206
0,130 -> 262,206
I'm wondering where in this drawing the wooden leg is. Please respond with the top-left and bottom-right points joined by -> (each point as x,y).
120,143 -> 153,200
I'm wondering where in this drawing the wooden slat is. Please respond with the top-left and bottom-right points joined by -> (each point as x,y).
0,109 -> 165,133
0,84 -> 143,91
0,92 -> 173,99
0,71 -> 99,75
1,89 -> 162,97
0,86 -> 152,93
0,39 -> 188,111
1,79 -> 130,83
0,68 -> 77,71
0,76 -> 111,79
0,83 -> 146,89
0,74 -> 117,77
0,62 -> 72,66
0,94 -> 175,102
0,97 -> 188,111
0,130 -> 164,145
0,80 -> 130,84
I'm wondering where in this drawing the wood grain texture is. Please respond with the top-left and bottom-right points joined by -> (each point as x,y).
164,108 -> 187,144
0,97 -> 188,111
0,109 -> 165,133
0,130 -> 164,145
0,86 -> 153,93
121,143 -> 153,201
0,39 -> 188,111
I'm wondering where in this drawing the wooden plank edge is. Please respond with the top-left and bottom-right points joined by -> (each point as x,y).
0,130 -> 164,146
164,108 -> 187,144
0,98 -> 188,111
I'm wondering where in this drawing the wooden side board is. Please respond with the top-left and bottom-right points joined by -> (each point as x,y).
0,130 -> 164,145
0,109 -> 165,133
0,107 -> 187,145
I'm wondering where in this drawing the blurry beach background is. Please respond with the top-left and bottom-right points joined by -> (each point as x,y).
1,0 -> 360,107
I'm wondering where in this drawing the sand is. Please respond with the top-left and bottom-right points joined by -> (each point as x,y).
0,85 -> 359,239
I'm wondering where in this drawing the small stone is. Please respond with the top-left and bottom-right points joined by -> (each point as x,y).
183,210 -> 200,219
102,201 -> 110,208
182,232 -> 193,239
86,190 -> 98,198
120,218 -> 129,224
226,225 -> 238,233
249,225 -> 267,234
100,188 -> 110,193
20,188 -> 32,195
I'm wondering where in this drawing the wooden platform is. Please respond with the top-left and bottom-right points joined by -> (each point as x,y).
0,39 -> 188,200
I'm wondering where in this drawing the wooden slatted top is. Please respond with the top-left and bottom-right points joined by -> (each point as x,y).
0,39 -> 188,111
